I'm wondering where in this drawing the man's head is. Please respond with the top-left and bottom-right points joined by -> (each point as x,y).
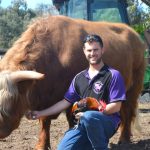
83,34 -> 103,48
83,34 -> 104,65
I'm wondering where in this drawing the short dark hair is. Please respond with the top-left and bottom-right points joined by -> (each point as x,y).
83,34 -> 103,48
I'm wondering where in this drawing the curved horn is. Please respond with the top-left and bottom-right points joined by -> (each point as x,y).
10,71 -> 44,83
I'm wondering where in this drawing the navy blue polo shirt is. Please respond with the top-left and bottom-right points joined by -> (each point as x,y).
64,65 -> 126,127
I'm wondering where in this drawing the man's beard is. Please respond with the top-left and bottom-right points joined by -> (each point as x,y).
89,57 -> 102,65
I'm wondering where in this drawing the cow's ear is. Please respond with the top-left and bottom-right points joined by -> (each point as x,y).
10,71 -> 44,83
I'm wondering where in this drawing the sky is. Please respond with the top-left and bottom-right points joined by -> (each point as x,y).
1,0 -> 53,9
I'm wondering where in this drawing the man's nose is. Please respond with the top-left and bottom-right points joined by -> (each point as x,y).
91,50 -> 95,55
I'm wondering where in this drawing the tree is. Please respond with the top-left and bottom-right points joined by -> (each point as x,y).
34,3 -> 58,16
127,0 -> 150,38
141,0 -> 150,6
0,0 -> 36,49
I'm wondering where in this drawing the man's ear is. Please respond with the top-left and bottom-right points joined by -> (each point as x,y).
83,47 -> 85,54
101,47 -> 105,54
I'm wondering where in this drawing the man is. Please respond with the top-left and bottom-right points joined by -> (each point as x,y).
27,34 -> 126,150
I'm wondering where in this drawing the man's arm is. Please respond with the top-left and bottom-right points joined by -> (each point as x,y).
75,101 -> 122,120
103,101 -> 122,115
26,99 -> 71,119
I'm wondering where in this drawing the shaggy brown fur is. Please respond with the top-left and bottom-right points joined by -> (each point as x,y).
0,15 -> 145,149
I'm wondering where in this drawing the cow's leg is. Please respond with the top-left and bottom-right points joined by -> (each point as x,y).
35,117 -> 51,150
119,63 -> 145,143
119,95 -> 136,143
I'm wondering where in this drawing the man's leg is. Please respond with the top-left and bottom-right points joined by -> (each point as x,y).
57,125 -> 93,150
79,111 -> 116,150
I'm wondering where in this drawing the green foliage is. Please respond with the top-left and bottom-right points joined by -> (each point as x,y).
0,0 -> 56,50
132,22 -> 149,39
127,0 -> 150,40
127,0 -> 150,24
0,0 -> 36,49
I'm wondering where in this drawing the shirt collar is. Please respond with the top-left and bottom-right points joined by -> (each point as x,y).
84,64 -> 108,79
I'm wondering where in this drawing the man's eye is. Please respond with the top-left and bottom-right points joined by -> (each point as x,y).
87,50 -> 91,52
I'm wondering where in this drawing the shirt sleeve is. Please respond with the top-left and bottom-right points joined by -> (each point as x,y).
64,77 -> 81,104
109,70 -> 126,103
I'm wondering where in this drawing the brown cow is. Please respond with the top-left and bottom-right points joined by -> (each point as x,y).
0,15 -> 145,150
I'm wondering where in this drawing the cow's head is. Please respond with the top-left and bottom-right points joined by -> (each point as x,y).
0,71 -> 44,138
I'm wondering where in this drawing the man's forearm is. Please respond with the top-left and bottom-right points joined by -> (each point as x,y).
103,102 -> 122,115
39,99 -> 71,117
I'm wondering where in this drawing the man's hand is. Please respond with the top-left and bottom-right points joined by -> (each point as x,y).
25,111 -> 40,120
75,112 -> 84,120
72,97 -> 107,115
25,99 -> 71,120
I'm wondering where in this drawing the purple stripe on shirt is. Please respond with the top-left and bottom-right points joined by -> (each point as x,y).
109,68 -> 126,103
64,77 -> 81,103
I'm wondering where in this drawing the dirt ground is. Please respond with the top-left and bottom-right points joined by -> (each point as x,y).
0,103 -> 150,150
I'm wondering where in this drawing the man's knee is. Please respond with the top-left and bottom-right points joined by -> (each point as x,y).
80,111 -> 104,123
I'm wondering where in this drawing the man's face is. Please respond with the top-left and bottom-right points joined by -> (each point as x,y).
83,41 -> 104,65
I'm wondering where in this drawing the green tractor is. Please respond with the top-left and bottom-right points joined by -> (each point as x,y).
52,0 -> 150,95
52,0 -> 129,23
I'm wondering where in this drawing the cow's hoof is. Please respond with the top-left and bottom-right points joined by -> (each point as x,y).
118,140 -> 132,145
